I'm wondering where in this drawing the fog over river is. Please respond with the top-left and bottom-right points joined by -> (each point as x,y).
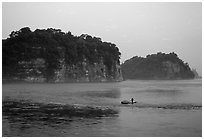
2,79 -> 202,137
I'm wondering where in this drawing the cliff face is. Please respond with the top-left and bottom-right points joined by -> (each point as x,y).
54,58 -> 123,83
18,57 -> 123,83
121,52 -> 195,80
2,27 -> 123,82
162,61 -> 181,79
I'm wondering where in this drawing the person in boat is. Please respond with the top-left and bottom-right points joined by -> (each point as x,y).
131,98 -> 134,104
121,98 -> 136,104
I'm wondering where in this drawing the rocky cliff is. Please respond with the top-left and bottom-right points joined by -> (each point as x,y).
121,52 -> 195,80
17,57 -> 123,83
2,27 -> 123,82
54,57 -> 123,83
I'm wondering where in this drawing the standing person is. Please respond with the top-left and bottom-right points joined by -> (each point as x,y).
131,98 -> 134,104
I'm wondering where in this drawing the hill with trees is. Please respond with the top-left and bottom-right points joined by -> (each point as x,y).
3,27 -> 123,82
121,52 -> 195,80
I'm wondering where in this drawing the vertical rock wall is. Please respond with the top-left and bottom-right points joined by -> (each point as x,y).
162,61 -> 180,79
54,57 -> 123,82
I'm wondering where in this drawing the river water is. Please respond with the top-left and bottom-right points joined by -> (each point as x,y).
2,79 -> 202,137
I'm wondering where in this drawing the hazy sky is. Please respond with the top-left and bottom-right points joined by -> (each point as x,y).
2,2 -> 202,75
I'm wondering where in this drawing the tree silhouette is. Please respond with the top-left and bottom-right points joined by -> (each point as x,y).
2,27 -> 121,82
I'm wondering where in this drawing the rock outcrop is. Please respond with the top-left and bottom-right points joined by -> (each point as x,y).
121,52 -> 195,80
2,27 -> 123,82
54,57 -> 123,83
192,69 -> 201,78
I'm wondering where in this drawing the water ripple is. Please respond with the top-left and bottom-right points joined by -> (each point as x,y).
3,99 -> 119,126
120,103 -> 202,110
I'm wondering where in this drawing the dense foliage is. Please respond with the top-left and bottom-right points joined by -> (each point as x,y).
2,27 -> 121,81
121,52 -> 195,79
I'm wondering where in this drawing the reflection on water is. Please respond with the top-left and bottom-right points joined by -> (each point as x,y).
2,99 -> 119,137
120,103 -> 201,110
119,80 -> 202,105
117,107 -> 202,137
3,99 -> 118,123
2,79 -> 202,137
80,90 -> 121,98
137,88 -> 182,93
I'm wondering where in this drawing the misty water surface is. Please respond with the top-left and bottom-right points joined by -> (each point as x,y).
2,79 -> 202,137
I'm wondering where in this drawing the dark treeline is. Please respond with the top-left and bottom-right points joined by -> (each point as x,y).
121,52 -> 195,80
3,27 -> 121,81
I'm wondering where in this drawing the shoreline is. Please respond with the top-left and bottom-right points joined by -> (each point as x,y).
2,78 -> 200,84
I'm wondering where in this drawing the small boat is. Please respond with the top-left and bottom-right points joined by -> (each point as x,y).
121,100 -> 137,104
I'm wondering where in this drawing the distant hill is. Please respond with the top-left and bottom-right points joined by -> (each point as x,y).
192,69 -> 201,78
121,52 -> 195,80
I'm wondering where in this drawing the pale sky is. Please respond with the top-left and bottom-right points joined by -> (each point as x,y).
2,2 -> 202,75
